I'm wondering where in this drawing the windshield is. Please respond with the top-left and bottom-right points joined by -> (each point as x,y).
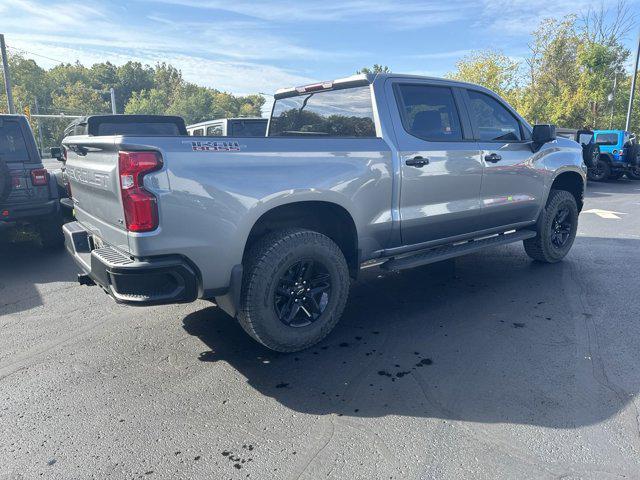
269,85 -> 376,137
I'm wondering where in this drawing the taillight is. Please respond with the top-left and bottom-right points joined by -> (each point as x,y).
30,168 -> 49,186
118,151 -> 162,232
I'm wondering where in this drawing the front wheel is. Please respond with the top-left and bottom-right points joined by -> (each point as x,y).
237,228 -> 350,352
587,159 -> 610,181
524,190 -> 578,263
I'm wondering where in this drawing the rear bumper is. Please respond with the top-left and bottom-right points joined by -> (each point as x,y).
64,221 -> 198,306
0,199 -> 59,222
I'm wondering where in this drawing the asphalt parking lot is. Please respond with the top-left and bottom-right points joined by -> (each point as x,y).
2,180 -> 640,480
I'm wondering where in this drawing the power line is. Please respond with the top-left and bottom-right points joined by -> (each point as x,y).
5,45 -> 66,64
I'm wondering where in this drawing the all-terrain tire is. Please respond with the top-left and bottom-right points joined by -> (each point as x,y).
626,166 -> 640,180
237,228 -> 350,352
587,158 -> 610,181
608,171 -> 625,180
38,215 -> 65,250
524,189 -> 578,263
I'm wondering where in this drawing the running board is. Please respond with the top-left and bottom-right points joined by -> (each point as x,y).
381,230 -> 537,271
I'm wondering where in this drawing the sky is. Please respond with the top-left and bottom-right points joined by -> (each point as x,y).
1,0 -> 640,102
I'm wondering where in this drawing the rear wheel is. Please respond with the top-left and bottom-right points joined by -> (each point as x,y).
587,158 -> 610,181
237,228 -> 350,352
37,215 -> 64,250
524,190 -> 578,263
626,166 -> 640,180
609,171 -> 625,180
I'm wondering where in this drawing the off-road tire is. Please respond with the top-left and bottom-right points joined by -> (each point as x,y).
0,158 -> 11,203
38,215 -> 65,250
582,143 -> 600,169
524,189 -> 578,263
626,166 -> 640,180
237,228 -> 350,352
609,171 -> 625,180
587,158 -> 610,181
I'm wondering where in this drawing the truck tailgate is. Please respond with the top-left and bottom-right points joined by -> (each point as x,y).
63,138 -> 130,252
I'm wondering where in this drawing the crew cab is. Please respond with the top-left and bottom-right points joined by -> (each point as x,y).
0,114 -> 64,248
62,74 -> 586,352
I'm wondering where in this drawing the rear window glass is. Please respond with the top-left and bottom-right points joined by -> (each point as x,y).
192,128 -> 204,136
0,121 -> 30,162
395,84 -> 463,141
595,133 -> 619,145
269,86 -> 376,137
230,120 -> 267,137
97,122 -> 181,136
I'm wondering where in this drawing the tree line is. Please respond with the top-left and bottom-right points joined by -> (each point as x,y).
0,58 -> 264,150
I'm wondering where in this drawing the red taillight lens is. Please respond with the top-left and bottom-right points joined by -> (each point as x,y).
30,168 -> 49,186
118,151 -> 162,232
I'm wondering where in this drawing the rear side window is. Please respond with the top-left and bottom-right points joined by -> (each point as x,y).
230,120 -> 267,137
207,125 -> 224,136
192,128 -> 204,136
0,121 -> 30,162
269,86 -> 376,137
595,133 -> 618,145
395,84 -> 463,141
467,90 -> 522,142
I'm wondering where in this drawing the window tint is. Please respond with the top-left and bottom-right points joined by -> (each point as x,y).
192,128 -> 204,136
230,120 -> 267,137
595,133 -> 618,145
467,90 -> 522,142
207,125 -> 224,136
396,84 -> 462,141
0,121 -> 30,162
270,86 -> 376,137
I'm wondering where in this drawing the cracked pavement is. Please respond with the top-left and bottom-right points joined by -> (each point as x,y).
2,179 -> 640,479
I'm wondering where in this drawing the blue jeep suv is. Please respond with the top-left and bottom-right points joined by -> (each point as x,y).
590,129 -> 640,181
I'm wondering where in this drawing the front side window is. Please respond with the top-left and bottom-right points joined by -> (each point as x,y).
395,84 -> 463,141
467,90 -> 522,142
269,85 -> 376,137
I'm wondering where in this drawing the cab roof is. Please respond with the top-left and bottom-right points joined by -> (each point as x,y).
274,73 -> 488,99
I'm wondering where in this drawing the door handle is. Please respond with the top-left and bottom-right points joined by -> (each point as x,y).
484,153 -> 502,163
405,156 -> 429,167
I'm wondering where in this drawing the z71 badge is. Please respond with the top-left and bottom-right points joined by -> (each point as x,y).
185,140 -> 241,152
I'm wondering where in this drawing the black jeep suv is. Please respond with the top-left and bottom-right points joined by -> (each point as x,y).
0,115 -> 64,249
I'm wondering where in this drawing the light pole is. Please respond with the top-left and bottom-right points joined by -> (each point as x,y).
0,34 -> 15,114
625,30 -> 640,132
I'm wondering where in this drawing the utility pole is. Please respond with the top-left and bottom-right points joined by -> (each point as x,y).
625,30 -> 640,132
34,98 -> 45,152
0,34 -> 15,114
610,72 -> 618,129
110,87 -> 117,114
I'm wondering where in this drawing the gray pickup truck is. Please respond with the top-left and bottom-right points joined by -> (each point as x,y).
63,73 -> 586,352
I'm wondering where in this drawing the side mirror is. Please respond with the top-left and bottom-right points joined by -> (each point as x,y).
532,124 -> 556,151
50,147 -> 64,162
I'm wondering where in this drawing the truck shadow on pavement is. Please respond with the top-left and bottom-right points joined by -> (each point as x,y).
0,238 -> 77,315
183,237 -> 640,428
586,178 -> 640,197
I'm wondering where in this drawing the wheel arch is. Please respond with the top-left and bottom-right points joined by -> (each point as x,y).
549,171 -> 585,212
243,200 -> 360,278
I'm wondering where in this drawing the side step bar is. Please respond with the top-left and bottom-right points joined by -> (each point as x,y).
381,230 -> 537,271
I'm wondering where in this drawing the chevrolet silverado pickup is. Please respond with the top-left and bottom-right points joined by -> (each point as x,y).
62,73 -> 586,352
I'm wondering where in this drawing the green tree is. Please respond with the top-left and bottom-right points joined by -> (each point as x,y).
448,51 -> 522,109
357,64 -> 391,74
